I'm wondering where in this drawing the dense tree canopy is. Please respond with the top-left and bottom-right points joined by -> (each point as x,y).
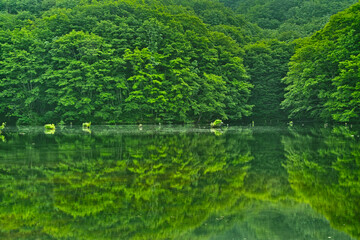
0,0 -> 358,124
282,2 -> 360,122
244,39 -> 294,121
221,0 -> 358,40
0,0 -> 255,124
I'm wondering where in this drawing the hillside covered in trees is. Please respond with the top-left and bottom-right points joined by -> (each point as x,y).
0,0 -> 358,125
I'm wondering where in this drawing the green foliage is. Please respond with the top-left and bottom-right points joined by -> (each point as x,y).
82,122 -> 91,128
0,0 -> 358,124
0,0 -> 253,124
223,0 -> 358,41
327,54 -> 360,122
282,2 -> 360,122
244,39 -> 294,121
210,119 -> 223,128
44,123 -> 55,130
0,122 -> 4,135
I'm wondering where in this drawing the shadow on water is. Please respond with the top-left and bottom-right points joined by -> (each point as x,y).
0,125 -> 359,239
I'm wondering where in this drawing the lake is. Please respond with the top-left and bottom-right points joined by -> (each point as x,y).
0,124 -> 359,240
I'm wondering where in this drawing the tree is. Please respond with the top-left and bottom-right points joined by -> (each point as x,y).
244,39 -> 293,121
282,2 -> 360,122
44,30 -> 116,123
0,28 -> 49,124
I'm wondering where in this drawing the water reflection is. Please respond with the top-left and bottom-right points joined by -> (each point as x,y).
0,125 -> 358,239
283,126 -> 360,240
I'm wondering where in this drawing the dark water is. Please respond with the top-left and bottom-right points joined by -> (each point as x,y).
0,125 -> 359,240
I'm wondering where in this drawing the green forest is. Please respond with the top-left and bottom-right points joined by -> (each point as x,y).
0,0 -> 359,125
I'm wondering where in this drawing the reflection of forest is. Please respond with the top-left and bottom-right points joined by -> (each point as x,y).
0,126 -> 358,239
283,126 -> 360,240
0,127 -> 253,239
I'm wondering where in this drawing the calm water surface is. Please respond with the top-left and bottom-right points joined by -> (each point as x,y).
0,125 -> 359,240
